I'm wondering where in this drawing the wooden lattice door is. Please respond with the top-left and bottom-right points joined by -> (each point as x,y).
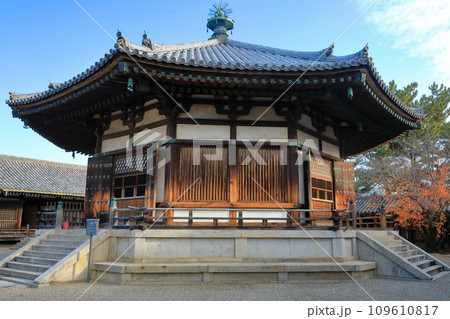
84,156 -> 113,218
333,161 -> 355,210
308,155 -> 334,226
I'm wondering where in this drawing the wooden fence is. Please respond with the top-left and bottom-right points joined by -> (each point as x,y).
0,228 -> 36,241
356,213 -> 397,229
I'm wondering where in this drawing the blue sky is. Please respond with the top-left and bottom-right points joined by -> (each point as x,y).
1,0 -> 448,166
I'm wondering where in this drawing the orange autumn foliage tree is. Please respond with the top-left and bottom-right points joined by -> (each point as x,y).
355,81 -> 450,251
381,164 -> 449,251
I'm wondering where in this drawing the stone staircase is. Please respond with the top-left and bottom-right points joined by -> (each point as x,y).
0,231 -> 88,286
361,231 -> 450,280
9,237 -> 36,250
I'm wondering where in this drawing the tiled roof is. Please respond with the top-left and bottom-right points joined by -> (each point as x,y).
0,155 -> 86,197
5,36 -> 425,120
356,196 -> 398,214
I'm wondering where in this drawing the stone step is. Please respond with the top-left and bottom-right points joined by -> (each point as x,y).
40,239 -> 86,246
9,238 -> 34,250
398,250 -> 418,257
93,260 -> 378,283
0,275 -> 36,287
432,271 -> 450,281
23,250 -> 68,259
370,235 -> 395,241
15,256 -> 60,266
32,244 -> 77,253
0,267 -> 42,280
47,234 -> 89,241
424,265 -> 443,276
413,259 -> 435,269
363,231 -> 389,235
405,254 -> 426,263
53,230 -> 88,235
388,244 -> 409,252
6,261 -> 50,273
379,240 -> 403,246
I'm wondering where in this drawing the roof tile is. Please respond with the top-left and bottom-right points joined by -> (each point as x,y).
0,155 -> 86,197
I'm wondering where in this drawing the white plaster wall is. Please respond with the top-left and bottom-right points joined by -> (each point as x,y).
102,136 -> 129,153
298,114 -> 316,131
173,210 -> 230,223
177,124 -> 230,140
137,108 -> 166,127
297,130 -> 319,150
322,125 -> 338,141
237,126 -> 288,141
172,210 -> 189,223
238,106 -> 285,122
133,125 -> 168,146
322,141 -> 340,158
104,119 -> 127,135
242,210 -> 287,224
178,104 -> 229,120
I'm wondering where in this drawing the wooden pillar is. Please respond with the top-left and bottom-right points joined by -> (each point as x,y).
287,119 -> 299,204
15,203 -> 23,230
164,115 -> 177,206
95,128 -> 103,156
380,205 -> 387,230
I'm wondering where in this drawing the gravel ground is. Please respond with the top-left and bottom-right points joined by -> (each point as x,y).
0,275 -> 448,301
0,243 -> 14,261
0,242 -> 448,301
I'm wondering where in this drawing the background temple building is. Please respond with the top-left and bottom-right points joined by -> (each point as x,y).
0,155 -> 85,238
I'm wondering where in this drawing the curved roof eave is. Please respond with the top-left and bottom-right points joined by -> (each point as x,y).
6,38 -> 425,121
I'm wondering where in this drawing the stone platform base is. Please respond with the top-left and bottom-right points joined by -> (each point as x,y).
92,260 -> 377,284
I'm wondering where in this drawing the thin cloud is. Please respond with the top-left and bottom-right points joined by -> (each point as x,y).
354,0 -> 450,86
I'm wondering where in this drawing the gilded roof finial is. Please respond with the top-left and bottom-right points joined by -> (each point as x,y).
142,31 -> 153,50
207,1 -> 234,40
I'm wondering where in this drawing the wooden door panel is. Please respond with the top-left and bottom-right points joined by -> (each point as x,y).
85,156 -> 112,218
309,156 -> 333,226
334,161 -> 355,210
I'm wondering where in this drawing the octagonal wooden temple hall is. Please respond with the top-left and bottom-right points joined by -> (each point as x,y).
3,4 -> 446,286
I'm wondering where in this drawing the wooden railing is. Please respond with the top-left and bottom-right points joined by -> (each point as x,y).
111,207 -> 356,230
356,213 -> 397,229
37,201 -> 84,229
0,228 -> 36,241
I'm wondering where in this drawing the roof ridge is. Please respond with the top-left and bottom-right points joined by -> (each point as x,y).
0,154 -> 87,170
125,39 -> 221,54
224,39 -> 333,60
